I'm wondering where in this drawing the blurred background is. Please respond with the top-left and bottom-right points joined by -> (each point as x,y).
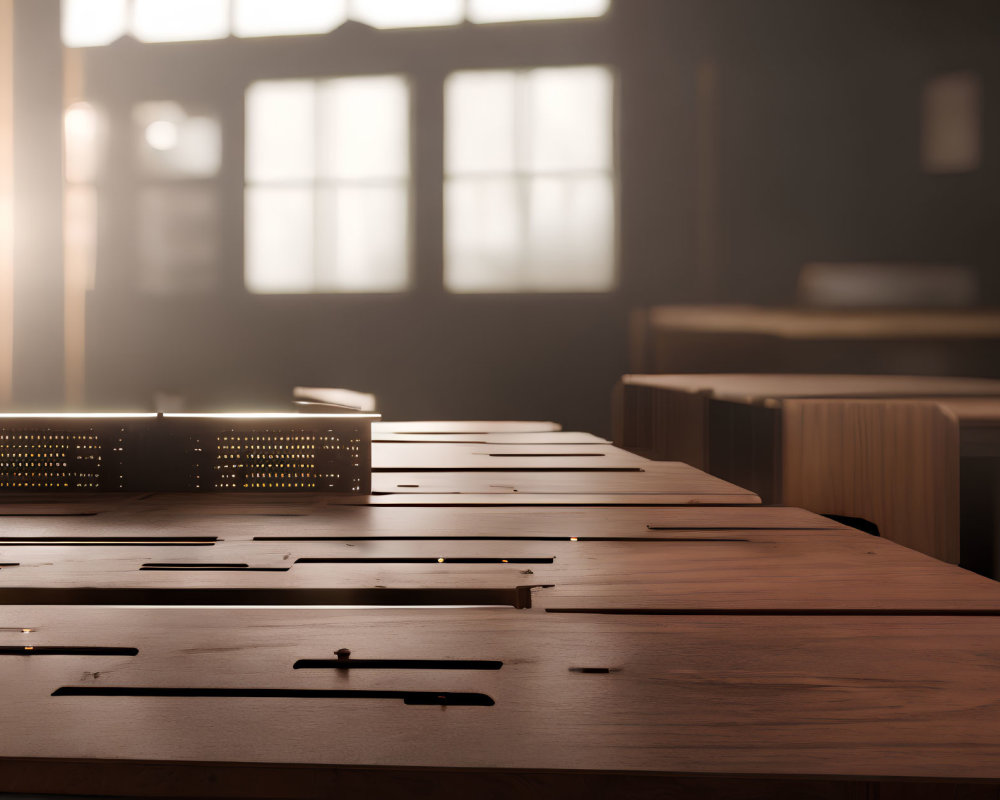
1,0 -> 998,435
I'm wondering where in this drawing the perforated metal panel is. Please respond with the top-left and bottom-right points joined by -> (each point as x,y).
0,414 -> 374,493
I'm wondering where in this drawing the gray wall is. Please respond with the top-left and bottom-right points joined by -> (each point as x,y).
16,0 -> 998,434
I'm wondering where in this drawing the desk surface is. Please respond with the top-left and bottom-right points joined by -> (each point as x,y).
4,608 -> 1000,787
2,523 -> 998,612
373,421 -> 562,434
622,373 -> 1000,403
371,442 -> 649,470
645,305 -> 1000,339
3,420 -> 1000,795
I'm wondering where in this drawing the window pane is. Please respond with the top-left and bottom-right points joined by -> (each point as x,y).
351,0 -> 463,29
245,187 -> 314,293
62,0 -> 127,47
138,187 -> 219,294
468,0 -> 610,23
527,66 -> 612,171
132,0 -> 229,42
444,177 -> 522,292
64,102 -> 105,184
134,102 -> 222,179
246,81 -> 316,182
318,76 -> 409,180
316,185 -> 408,291
445,71 -> 517,175
525,175 -> 614,291
233,0 -> 347,38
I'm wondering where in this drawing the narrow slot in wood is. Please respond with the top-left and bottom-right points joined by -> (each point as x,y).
51,687 -> 495,706
0,586 -> 547,608
294,658 -> 502,670
0,646 -> 137,656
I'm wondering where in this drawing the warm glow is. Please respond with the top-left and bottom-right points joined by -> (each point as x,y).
61,0 -> 127,47
233,0 -> 347,37
467,0 -> 610,23
351,0 -> 463,29
144,119 -> 179,151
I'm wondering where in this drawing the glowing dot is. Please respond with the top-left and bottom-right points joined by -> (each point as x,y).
570,537 -> 578,542
437,557 -> 445,563
145,119 -> 179,151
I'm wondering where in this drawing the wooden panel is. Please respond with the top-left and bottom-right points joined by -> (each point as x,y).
643,306 -> 1000,340
622,373 -> 1000,402
3,609 -> 1000,786
5,528 -> 1000,611
371,463 -> 759,503
0,502 -> 842,538
373,431 -> 608,444
782,399 -> 960,562
373,421 -> 562,434
632,306 -> 1000,377
371,442 -> 649,470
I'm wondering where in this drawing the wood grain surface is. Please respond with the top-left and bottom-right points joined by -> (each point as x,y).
372,431 -> 608,444
373,421 -> 562,434
3,417 -> 1000,797
2,609 -> 1000,785
371,442 -> 650,470
783,398 -> 961,563
2,527 -> 999,611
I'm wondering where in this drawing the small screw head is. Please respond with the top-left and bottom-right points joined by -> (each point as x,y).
335,648 -> 351,660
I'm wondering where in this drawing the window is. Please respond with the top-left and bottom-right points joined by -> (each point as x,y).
444,66 -> 615,292
131,101 -> 222,294
64,2 -> 616,298
244,76 -> 410,293
62,0 -> 611,46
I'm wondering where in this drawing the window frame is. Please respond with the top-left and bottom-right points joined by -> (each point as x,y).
71,4 -> 620,302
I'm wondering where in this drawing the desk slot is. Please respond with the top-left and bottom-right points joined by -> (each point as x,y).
0,512 -> 99,517
0,586 -> 548,608
486,453 -> 605,457
646,524 -> 828,532
51,687 -> 494,706
0,537 -> 217,546
294,557 -> 553,565
254,536 -> 749,543
545,608 -> 1000,616
141,563 -> 289,572
0,646 -> 137,656
294,658 -> 502,671
0,563 -> 18,567
373,467 -> 641,472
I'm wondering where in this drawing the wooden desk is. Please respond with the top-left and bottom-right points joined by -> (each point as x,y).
373,421 -> 561,434
630,304 -> 1000,378
4,522 -> 999,612
372,431 -> 607,444
370,462 -> 759,504
783,396 -> 1000,572
614,374 -> 1000,559
4,608 -> 1000,796
371,442 -> 649,470
4,420 -> 1000,797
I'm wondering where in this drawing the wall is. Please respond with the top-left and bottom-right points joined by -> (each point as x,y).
13,0 -> 997,434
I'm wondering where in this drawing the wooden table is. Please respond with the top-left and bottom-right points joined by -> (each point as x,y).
4,607 -> 1000,798
630,304 -> 1000,378
783,395 -> 1000,573
4,420 -> 1000,797
370,442 -> 649,470
614,374 -> 1000,559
